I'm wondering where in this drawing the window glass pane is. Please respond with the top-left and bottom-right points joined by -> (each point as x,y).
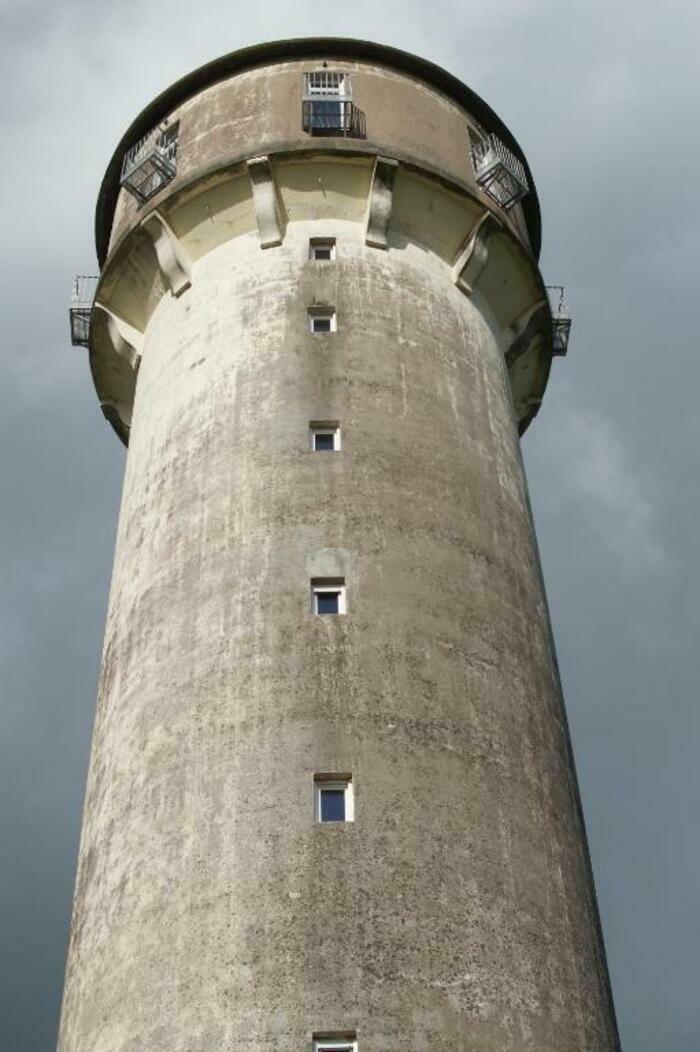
316,591 -> 340,614
310,99 -> 344,129
312,317 -> 332,332
320,789 -> 346,821
314,247 -> 332,260
314,432 -> 335,451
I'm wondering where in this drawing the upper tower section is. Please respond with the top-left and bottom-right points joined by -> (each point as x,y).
97,39 -> 540,263
74,38 -> 569,444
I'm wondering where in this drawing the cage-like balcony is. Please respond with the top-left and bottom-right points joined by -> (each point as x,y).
120,123 -> 178,205
302,98 -> 366,138
69,276 -> 99,347
471,132 -> 529,210
546,286 -> 572,356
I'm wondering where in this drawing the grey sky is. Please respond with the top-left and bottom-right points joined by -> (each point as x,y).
1,1 -> 698,1048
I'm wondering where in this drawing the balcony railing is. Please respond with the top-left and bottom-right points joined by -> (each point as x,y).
471,132 -> 529,210
546,286 -> 572,356
69,275 -> 99,347
120,122 -> 178,205
302,99 -> 366,139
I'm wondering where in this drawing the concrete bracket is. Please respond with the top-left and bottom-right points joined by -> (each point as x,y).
509,298 -> 548,340
140,210 -> 192,297
247,155 -> 284,248
452,211 -> 501,295
93,304 -> 143,372
505,306 -> 548,367
365,156 -> 399,249
99,400 -> 132,444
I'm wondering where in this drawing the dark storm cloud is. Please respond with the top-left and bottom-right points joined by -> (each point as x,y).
1,1 -> 698,1048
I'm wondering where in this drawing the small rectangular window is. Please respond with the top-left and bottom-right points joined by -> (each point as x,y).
314,1042 -> 357,1052
311,577 -> 346,615
309,309 -> 336,334
314,776 -> 354,824
310,237 -> 336,261
310,422 -> 341,452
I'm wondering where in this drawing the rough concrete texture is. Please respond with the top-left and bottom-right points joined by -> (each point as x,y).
60,46 -> 618,1052
59,213 -> 618,1049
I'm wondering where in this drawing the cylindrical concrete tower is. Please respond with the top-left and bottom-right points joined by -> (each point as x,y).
61,39 -> 619,1052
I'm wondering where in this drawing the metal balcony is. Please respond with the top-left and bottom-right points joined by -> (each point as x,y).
546,286 -> 572,356
120,122 -> 178,205
471,132 -> 529,210
302,98 -> 366,139
69,275 -> 99,347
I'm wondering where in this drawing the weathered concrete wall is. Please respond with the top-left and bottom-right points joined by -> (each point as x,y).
59,219 -> 617,1050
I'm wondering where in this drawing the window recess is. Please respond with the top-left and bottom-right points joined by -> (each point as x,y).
309,237 -> 336,261
310,422 -> 341,452
302,71 -> 366,138
314,776 -> 354,823
311,578 -> 346,615
308,308 -> 337,334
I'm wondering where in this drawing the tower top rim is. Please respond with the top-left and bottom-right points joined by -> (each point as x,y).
94,37 -> 542,266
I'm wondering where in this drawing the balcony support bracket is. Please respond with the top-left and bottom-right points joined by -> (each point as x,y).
365,156 -> 399,249
453,211 -> 501,296
93,305 -> 143,372
140,210 -> 192,297
247,156 -> 284,248
505,298 -> 549,366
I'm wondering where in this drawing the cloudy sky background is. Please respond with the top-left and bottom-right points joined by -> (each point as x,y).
1,0 -> 698,1047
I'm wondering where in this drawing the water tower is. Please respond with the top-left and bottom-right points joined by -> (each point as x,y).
61,38 -> 618,1052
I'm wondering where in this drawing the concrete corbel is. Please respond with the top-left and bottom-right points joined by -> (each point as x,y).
140,210 -> 192,297
505,303 -> 548,368
93,304 -> 143,372
508,298 -> 548,341
246,155 -> 284,248
365,156 -> 399,249
452,211 -> 501,295
100,400 -> 132,445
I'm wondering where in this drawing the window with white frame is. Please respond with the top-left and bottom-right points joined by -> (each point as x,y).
309,237 -> 336,261
302,70 -> 364,139
310,422 -> 340,452
311,578 -> 346,615
304,72 -> 349,134
309,308 -> 337,334
305,71 -> 350,98
313,1037 -> 357,1052
314,775 -> 354,823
